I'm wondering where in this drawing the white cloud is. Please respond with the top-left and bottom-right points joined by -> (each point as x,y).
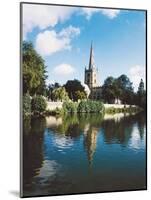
53,63 -> 75,76
23,4 -> 120,39
35,25 -> 80,56
46,79 -> 55,86
59,25 -> 80,37
23,4 -> 77,39
129,65 -> 145,91
81,8 -> 120,20
101,9 -> 120,19
35,30 -> 70,56
81,8 -> 99,20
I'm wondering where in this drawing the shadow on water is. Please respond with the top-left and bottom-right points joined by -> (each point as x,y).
22,111 -> 146,197
23,117 -> 46,194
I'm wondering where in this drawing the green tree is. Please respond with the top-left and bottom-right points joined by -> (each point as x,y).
23,93 -> 31,118
31,95 -> 47,114
113,79 -> 122,100
101,76 -> 116,103
138,79 -> 145,95
46,82 -> 61,100
102,75 -> 135,104
64,79 -> 86,101
75,90 -> 87,100
23,41 -> 47,95
116,74 -> 134,104
52,87 -> 69,102
137,79 -> 146,108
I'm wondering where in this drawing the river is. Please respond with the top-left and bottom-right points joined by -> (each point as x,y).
22,112 -> 146,197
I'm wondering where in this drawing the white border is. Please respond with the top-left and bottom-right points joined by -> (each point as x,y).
0,0 -> 150,199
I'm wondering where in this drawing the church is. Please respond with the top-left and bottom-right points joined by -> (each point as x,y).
84,43 -> 102,100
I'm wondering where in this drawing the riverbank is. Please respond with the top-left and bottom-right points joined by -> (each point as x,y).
23,98 -> 142,119
46,101 -> 142,116
104,104 -> 142,114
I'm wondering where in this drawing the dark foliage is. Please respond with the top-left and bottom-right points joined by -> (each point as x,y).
64,79 -> 86,101
31,95 -> 47,115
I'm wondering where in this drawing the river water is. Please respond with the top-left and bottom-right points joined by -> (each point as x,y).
23,112 -> 146,197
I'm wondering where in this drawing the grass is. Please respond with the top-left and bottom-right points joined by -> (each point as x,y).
105,106 -> 142,114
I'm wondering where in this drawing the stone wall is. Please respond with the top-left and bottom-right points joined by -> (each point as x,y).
46,101 -> 137,111
104,104 -> 137,109
47,101 -> 63,111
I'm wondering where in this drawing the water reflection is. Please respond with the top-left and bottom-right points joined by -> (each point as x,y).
23,117 -> 46,190
84,127 -> 98,166
53,137 -> 74,150
23,112 -> 146,196
35,160 -> 59,184
101,113 -> 145,147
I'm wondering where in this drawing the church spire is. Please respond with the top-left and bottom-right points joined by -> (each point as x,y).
89,41 -> 95,69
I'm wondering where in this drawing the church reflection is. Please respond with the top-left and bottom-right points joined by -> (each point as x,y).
83,126 -> 99,167
23,111 -> 146,196
45,112 -> 145,167
46,114 -> 102,166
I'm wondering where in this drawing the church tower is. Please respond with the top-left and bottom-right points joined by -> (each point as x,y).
84,42 -> 99,89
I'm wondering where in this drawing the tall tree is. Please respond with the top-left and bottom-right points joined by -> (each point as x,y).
116,74 -> 134,104
102,75 -> 135,104
101,76 -> 116,103
23,41 -> 47,95
138,79 -> 145,95
137,79 -> 146,108
64,79 -> 86,101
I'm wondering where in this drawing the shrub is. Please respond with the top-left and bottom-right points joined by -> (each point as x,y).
62,100 -> 104,113
31,95 -> 47,115
55,107 -> 64,115
77,100 -> 104,113
105,106 -> 142,114
23,93 -> 31,118
77,100 -> 90,113
63,101 -> 78,113
52,87 -> 69,102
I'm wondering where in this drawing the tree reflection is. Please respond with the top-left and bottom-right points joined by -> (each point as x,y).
101,118 -> 133,145
137,112 -> 146,140
47,113 -> 103,139
45,112 -> 146,165
23,117 -> 46,193
102,112 -> 146,146
23,111 -> 146,196
46,114 -> 104,166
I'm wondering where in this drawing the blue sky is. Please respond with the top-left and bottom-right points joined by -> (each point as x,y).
23,4 -> 146,91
